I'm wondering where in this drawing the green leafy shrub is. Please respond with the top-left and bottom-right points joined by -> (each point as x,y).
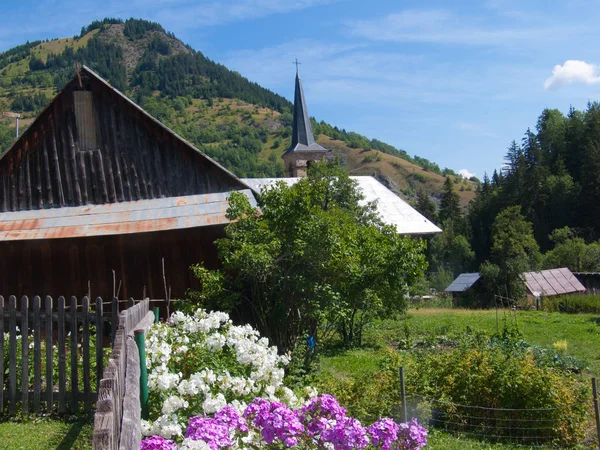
317,330 -> 590,446
540,294 -> 600,314
411,173 -> 426,183
361,151 -> 382,163
404,337 -> 588,446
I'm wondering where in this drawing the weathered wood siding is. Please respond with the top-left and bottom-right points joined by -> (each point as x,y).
0,225 -> 225,300
0,68 -> 247,212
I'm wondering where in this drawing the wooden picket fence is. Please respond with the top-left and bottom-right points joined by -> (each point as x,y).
0,295 -> 124,415
93,299 -> 152,450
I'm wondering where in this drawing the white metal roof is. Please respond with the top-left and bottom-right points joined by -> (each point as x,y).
445,273 -> 481,292
242,176 -> 442,235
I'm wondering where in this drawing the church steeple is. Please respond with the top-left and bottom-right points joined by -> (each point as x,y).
282,63 -> 329,177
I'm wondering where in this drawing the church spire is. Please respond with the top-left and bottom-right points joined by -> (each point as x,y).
282,63 -> 328,177
289,70 -> 317,150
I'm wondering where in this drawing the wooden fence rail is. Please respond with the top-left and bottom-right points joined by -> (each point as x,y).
0,295 -> 128,415
93,299 -> 152,450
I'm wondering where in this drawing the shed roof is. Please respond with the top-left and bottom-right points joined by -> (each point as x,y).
522,268 -> 586,297
0,190 -> 255,241
242,176 -> 442,235
445,273 -> 481,292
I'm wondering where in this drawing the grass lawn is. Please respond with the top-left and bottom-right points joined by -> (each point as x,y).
0,416 -> 92,450
318,307 -> 600,449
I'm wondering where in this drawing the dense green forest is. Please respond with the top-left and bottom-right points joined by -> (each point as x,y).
415,104 -> 600,299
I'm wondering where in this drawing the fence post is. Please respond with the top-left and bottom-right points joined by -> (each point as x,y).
135,329 -> 149,419
45,296 -> 53,413
400,366 -> 408,423
21,296 -> 29,414
593,378 -> 600,450
8,296 -> 16,415
154,307 -> 159,324
111,297 -> 118,344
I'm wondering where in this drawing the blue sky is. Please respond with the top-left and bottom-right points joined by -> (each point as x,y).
2,0 -> 600,178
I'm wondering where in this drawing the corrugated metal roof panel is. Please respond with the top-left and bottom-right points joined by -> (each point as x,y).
523,268 -> 586,296
242,176 -> 442,235
0,189 -> 256,241
445,273 -> 481,292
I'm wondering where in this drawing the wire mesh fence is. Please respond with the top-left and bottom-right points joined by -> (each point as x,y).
406,392 -> 565,448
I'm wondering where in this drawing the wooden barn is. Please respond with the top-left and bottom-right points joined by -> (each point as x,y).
0,66 -> 440,301
0,66 -> 255,300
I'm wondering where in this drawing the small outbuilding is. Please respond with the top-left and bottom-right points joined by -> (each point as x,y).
444,272 -> 488,307
522,268 -> 586,298
445,267 -> 586,307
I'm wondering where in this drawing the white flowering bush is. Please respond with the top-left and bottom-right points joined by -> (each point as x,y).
143,309 -> 316,439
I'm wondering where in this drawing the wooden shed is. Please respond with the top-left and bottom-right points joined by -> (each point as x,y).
0,66 -> 255,300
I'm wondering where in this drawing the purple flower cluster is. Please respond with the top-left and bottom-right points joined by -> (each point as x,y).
397,418 -> 428,450
214,406 -> 249,432
322,416 -> 370,450
140,436 -> 178,450
299,394 -> 369,449
368,417 -> 400,450
185,416 -> 231,450
300,394 -> 347,436
141,395 -> 428,450
184,406 -> 250,449
243,398 -> 305,447
367,417 -> 428,450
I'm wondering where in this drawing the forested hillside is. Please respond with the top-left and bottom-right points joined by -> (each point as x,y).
0,18 -> 474,205
470,105 -> 600,257
418,105 -> 600,298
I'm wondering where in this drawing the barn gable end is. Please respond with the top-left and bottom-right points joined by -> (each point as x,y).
0,66 -> 249,212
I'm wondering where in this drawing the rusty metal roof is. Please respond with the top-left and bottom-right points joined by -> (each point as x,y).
0,190 -> 256,241
522,268 -> 586,297
242,176 -> 442,235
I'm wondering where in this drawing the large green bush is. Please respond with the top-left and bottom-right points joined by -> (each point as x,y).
316,331 -> 590,447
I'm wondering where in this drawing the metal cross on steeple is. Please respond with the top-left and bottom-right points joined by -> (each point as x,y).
293,58 -> 301,74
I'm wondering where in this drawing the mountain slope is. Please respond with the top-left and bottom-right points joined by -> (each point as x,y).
0,18 -> 476,208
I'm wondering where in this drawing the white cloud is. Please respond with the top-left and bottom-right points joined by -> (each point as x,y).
544,60 -> 600,90
459,169 -> 476,179
346,9 -> 584,47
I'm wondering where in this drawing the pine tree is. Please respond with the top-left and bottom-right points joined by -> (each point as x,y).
439,176 -> 461,226
415,189 -> 437,223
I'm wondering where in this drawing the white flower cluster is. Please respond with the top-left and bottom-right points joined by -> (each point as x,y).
143,308 -> 301,439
